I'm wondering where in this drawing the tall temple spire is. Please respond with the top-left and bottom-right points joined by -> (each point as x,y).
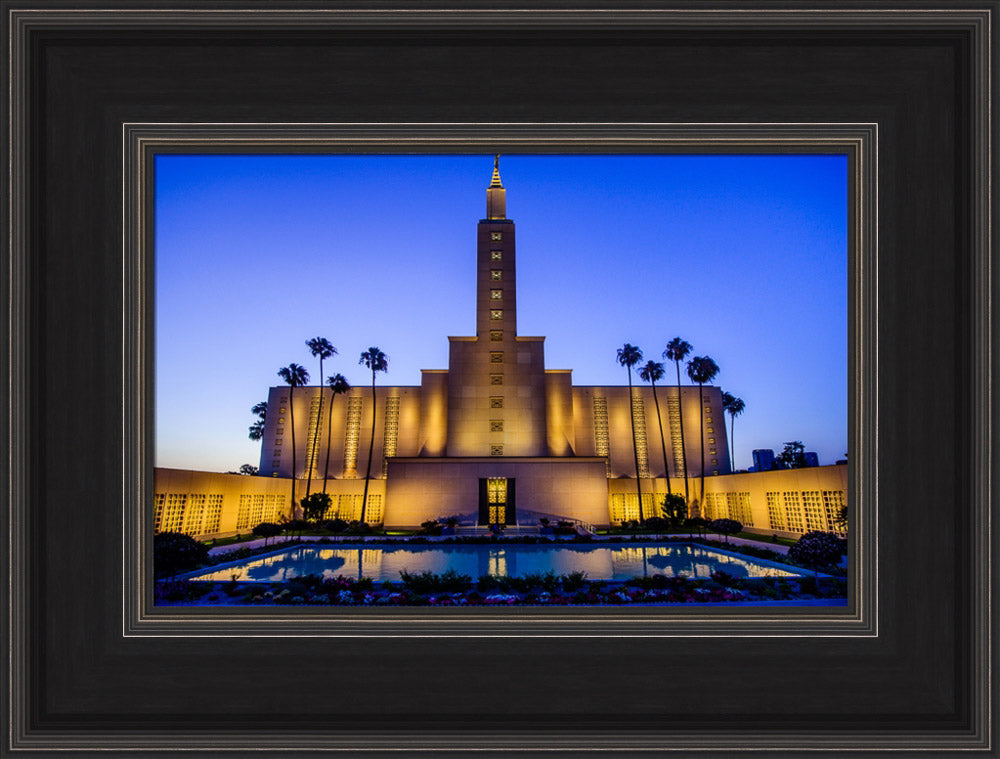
486,154 -> 506,219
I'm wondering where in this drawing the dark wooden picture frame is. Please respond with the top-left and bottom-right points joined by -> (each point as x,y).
3,4 -> 994,755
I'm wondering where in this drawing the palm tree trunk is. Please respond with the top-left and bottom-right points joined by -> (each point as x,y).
698,382 -> 706,508
305,357 -> 324,500
360,372 -> 377,525
650,380 -> 672,497
627,369 -> 643,523
322,391 -> 334,496
288,386 -> 297,520
674,360 -> 689,505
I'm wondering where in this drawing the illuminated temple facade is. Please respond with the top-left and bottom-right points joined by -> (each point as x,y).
154,160 -> 848,537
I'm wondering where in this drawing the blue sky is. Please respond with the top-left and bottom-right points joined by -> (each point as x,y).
155,154 -> 847,473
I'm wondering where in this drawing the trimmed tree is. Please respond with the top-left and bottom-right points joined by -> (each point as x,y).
721,391 -> 745,471
686,355 -> 720,509
616,343 -> 645,522
638,359 -> 674,500
321,373 -> 351,496
359,347 -> 389,525
788,531 -> 846,575
304,337 -> 337,499
663,337 -> 693,504
277,363 -> 310,517
709,517 -> 742,544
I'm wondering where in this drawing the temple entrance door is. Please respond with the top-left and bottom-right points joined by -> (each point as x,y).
478,477 -> 516,526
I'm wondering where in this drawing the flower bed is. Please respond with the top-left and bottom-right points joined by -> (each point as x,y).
155,570 -> 847,607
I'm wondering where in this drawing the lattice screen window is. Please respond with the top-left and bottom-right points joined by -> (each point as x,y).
822,490 -> 847,536
630,389 -> 650,479
339,494 -> 362,521
161,493 -> 187,534
490,444 -> 503,456
766,492 -> 785,530
247,494 -> 265,528
726,492 -> 738,521
183,494 -> 206,535
343,396 -> 363,478
382,396 -> 400,476
153,493 -> 166,532
783,491 -> 805,533
490,396 -> 504,409
365,494 -> 383,524
265,494 -> 286,522
610,493 -> 626,523
304,393 -> 323,479
490,374 -> 503,385
490,330 -> 503,341
490,310 -> 503,320
737,492 -> 753,526
203,495 -> 223,533
593,396 -> 610,474
802,490 -> 826,531
489,351 -> 503,363
490,289 -> 503,300
490,232 -> 503,241
490,420 -> 504,432
666,393 -> 686,478
490,269 -> 502,280
701,493 -> 716,521
491,250 -> 502,260
235,495 -> 253,531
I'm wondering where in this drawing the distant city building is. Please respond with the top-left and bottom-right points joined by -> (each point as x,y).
752,448 -> 776,472
804,452 -> 820,467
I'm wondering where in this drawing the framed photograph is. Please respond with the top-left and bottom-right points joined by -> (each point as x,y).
5,3 -> 993,756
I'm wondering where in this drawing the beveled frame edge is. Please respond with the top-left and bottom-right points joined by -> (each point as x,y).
4,4 -> 992,755
121,122 -> 875,639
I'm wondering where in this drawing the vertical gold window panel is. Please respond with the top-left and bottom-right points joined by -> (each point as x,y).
203,495 -> 224,533
304,393 -> 323,479
783,491 -> 805,533
343,396 -> 363,478
593,396 -> 610,475
183,494 -> 206,535
630,389 -> 650,479
382,396 -> 400,476
822,490 -> 847,536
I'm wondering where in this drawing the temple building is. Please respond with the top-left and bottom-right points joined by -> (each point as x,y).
154,159 -> 847,537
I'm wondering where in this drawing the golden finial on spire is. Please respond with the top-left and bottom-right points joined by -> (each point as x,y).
490,153 -> 503,187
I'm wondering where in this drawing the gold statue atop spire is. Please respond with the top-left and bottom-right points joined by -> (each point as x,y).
486,153 -> 506,219
490,153 -> 503,188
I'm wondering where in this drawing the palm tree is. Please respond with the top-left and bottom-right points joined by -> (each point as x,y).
322,373 -> 351,497
277,363 -> 309,518
304,337 -> 337,499
359,347 -> 389,525
637,360 -> 673,500
616,343 -> 645,523
663,337 -> 693,504
686,356 -> 720,508
247,400 -> 267,441
721,391 -> 745,471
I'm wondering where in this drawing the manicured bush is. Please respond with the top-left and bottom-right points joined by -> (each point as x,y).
251,522 -> 282,545
788,531 -> 846,572
299,492 -> 332,522
708,518 -> 743,542
154,532 -> 209,577
419,519 -> 443,536
323,517 -> 349,533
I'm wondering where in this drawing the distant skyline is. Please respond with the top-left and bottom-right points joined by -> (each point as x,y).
155,154 -> 847,473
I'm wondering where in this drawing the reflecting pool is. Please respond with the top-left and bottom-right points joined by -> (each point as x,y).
185,542 -> 810,582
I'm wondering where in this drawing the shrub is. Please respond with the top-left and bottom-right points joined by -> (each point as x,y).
709,518 -> 742,542
399,569 -> 473,593
788,531 -> 846,571
642,516 -> 668,532
284,518 -> 309,535
660,493 -> 687,523
154,532 -> 209,578
562,571 -> 588,591
323,517 -> 349,533
419,519 -> 443,536
251,522 -> 282,545
299,492 -> 332,522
